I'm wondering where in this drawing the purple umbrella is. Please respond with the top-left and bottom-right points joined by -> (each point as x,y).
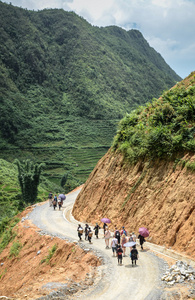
101,218 -> 111,224
139,227 -> 149,238
59,194 -> 66,200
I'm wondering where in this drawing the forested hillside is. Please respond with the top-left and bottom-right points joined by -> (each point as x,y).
0,1 -> 181,188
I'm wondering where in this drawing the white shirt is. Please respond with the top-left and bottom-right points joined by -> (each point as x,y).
111,237 -> 118,247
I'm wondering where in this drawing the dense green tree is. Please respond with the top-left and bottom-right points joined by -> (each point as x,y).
14,159 -> 45,204
60,172 -> 68,188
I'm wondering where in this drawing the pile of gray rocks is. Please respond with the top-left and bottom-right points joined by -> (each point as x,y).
161,260 -> 195,286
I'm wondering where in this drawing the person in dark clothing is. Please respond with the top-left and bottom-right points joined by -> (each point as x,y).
114,227 -> 121,244
94,223 -> 101,238
58,198 -> 62,210
103,223 -> 107,235
138,234 -> 145,250
85,224 -> 89,241
52,199 -> 57,210
77,224 -> 83,241
130,245 -> 139,265
88,227 -> 93,243
117,244 -> 123,265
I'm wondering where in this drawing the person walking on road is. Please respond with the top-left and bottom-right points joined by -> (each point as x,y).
103,223 -> 107,235
85,224 -> 89,241
130,245 -> 139,266
114,227 -> 121,244
117,244 -> 123,265
120,226 -> 127,236
132,232 -> 136,242
111,236 -> 118,257
94,223 -> 101,238
52,198 -> 57,210
121,234 -> 127,257
104,227 -> 111,249
58,198 -> 62,210
129,233 -> 134,242
77,224 -> 83,241
138,234 -> 145,250
88,227 -> 93,244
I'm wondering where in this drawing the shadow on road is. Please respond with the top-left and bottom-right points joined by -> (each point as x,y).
125,264 -> 139,268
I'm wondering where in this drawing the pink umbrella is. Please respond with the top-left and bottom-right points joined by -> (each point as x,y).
101,218 -> 111,224
139,227 -> 149,237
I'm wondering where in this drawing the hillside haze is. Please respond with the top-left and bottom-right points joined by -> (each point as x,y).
0,1 -> 181,188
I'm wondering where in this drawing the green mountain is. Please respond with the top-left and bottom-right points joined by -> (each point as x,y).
0,1 -> 181,188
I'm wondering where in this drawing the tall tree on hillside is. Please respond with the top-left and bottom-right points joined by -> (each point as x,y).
60,172 -> 68,189
15,159 -> 45,204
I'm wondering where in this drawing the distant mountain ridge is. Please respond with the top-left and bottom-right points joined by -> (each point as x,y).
0,1 -> 181,186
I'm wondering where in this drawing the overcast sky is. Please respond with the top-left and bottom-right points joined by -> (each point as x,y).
4,0 -> 195,78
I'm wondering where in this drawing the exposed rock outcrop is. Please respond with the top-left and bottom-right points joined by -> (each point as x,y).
72,151 -> 195,259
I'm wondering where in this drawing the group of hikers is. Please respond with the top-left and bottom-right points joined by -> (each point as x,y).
48,192 -> 146,266
77,223 -> 146,266
48,192 -> 64,210
77,223 -> 101,244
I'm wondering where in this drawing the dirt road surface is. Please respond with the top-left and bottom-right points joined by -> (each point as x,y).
29,188 -> 168,300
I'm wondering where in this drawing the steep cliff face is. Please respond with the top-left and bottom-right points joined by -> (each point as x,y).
72,150 -> 195,259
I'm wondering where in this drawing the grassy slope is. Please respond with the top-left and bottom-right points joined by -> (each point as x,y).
112,72 -> 195,162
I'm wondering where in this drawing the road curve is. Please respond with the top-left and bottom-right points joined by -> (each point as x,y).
29,188 -> 165,300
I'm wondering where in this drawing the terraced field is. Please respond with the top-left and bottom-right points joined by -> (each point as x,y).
0,119 -> 117,190
0,146 -> 110,185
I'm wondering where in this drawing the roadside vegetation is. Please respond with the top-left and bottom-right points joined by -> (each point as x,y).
0,216 -> 20,254
112,72 -> 195,163
9,240 -> 22,258
41,244 -> 58,265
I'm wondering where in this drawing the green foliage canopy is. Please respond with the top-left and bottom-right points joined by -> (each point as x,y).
112,73 -> 195,162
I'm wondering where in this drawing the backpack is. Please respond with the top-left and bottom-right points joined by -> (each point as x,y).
131,250 -> 138,260
115,230 -> 120,237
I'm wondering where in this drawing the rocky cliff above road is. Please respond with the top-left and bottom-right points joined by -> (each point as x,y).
72,151 -> 195,259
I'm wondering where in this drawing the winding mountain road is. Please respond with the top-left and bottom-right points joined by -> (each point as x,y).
29,188 -> 166,300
